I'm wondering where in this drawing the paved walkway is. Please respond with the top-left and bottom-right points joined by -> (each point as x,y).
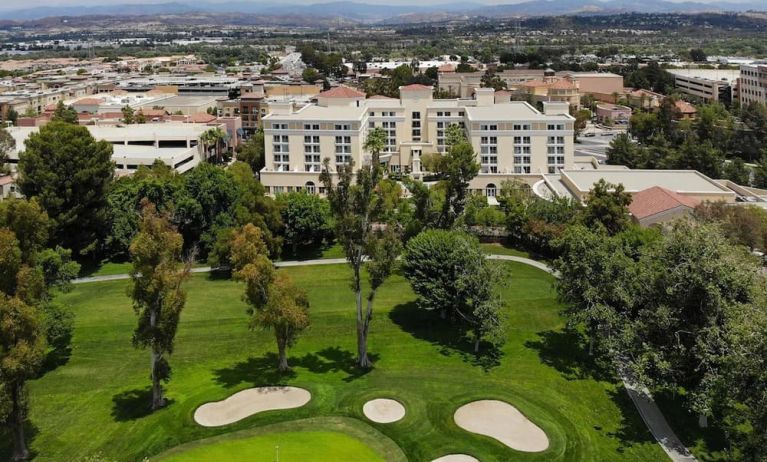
72,254 -> 695,461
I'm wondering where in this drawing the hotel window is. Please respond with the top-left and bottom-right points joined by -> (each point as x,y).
305,181 -> 316,194
513,124 -> 531,131
304,135 -> 321,172
272,135 -> 290,172
382,121 -> 397,153
437,111 -> 443,117
480,136 -> 498,174
412,111 -> 420,120
335,124 -> 351,131
272,123 -> 288,130
547,124 -> 565,130
445,111 -> 451,117
335,135 -> 352,165
369,112 -> 375,117
547,135 -> 566,173
304,123 -> 320,130
411,118 -> 421,141
436,121 -> 446,153
458,111 -> 464,117
513,136 -> 531,174
480,124 -> 498,131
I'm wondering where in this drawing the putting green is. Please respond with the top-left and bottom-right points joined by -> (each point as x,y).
157,430 -> 386,462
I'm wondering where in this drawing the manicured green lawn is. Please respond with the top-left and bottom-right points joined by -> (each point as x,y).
479,242 -> 531,258
7,261 -> 669,462
154,418 -> 397,462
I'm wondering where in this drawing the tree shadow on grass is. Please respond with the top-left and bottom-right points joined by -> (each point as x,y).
213,349 -> 376,388
213,353 -> 297,388
292,346 -> 378,383
389,302 -> 503,371
524,329 -> 613,382
111,388 -> 175,422
605,386 -> 658,452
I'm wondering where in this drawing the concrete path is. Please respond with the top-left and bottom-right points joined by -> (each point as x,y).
71,253 -> 695,461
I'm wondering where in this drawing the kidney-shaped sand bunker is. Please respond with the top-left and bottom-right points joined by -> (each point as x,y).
194,386 -> 311,427
454,399 -> 549,452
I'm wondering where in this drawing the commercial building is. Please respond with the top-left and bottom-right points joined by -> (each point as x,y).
259,85 -> 575,196
667,68 -> 739,104
539,168 -> 738,203
739,62 -> 767,106
6,122 -> 224,174
595,103 -> 632,125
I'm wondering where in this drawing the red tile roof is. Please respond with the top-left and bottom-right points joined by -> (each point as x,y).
187,112 -> 217,123
675,100 -> 697,114
629,186 -> 700,220
318,86 -> 366,99
368,95 -> 396,99
549,79 -> 577,90
74,97 -> 104,105
400,84 -> 432,91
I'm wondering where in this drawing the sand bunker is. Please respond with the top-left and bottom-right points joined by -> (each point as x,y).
431,455 -> 480,462
362,398 -> 406,423
194,386 -> 311,427
454,400 -> 549,452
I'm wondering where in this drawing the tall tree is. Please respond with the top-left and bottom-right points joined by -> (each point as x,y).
237,129 -> 265,174
18,121 -> 114,256
50,101 -> 78,124
0,197 -> 78,461
230,224 -> 309,371
128,200 -> 191,410
0,296 -> 46,461
437,141 -> 480,228
320,128 -> 400,368
0,126 -> 15,175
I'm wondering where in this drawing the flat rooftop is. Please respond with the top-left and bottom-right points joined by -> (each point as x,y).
667,68 -> 741,82
466,102 -> 569,121
265,104 -> 366,121
561,169 -> 732,194
8,123 -> 215,153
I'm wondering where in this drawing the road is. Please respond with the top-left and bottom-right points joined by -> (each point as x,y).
72,254 -> 696,462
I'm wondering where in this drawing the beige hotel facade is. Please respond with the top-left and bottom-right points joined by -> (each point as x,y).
260,84 -> 575,197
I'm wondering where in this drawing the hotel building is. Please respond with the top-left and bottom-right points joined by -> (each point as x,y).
259,84 -> 575,197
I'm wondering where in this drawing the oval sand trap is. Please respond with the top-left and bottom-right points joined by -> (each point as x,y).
363,398 -> 406,423
431,455 -> 479,462
194,386 -> 311,427
454,400 -> 549,452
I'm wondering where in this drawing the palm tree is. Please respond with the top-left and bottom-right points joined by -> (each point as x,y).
363,127 -> 387,168
201,127 -> 228,163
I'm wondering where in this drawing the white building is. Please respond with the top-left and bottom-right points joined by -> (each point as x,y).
7,122 -> 223,174
260,84 -> 575,197
740,62 -> 767,106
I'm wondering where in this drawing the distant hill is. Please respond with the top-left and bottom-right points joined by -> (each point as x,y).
0,0 -> 764,22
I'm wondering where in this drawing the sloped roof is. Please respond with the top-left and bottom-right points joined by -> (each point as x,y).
187,112 -> 217,123
519,79 -> 550,88
549,79 -> 577,90
629,186 -> 700,220
318,86 -> 366,98
675,100 -> 697,114
74,97 -> 104,105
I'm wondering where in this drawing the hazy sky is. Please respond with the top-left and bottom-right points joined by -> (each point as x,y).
0,0 -> 730,8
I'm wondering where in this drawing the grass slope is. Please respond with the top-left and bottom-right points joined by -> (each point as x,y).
7,262 -> 668,462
